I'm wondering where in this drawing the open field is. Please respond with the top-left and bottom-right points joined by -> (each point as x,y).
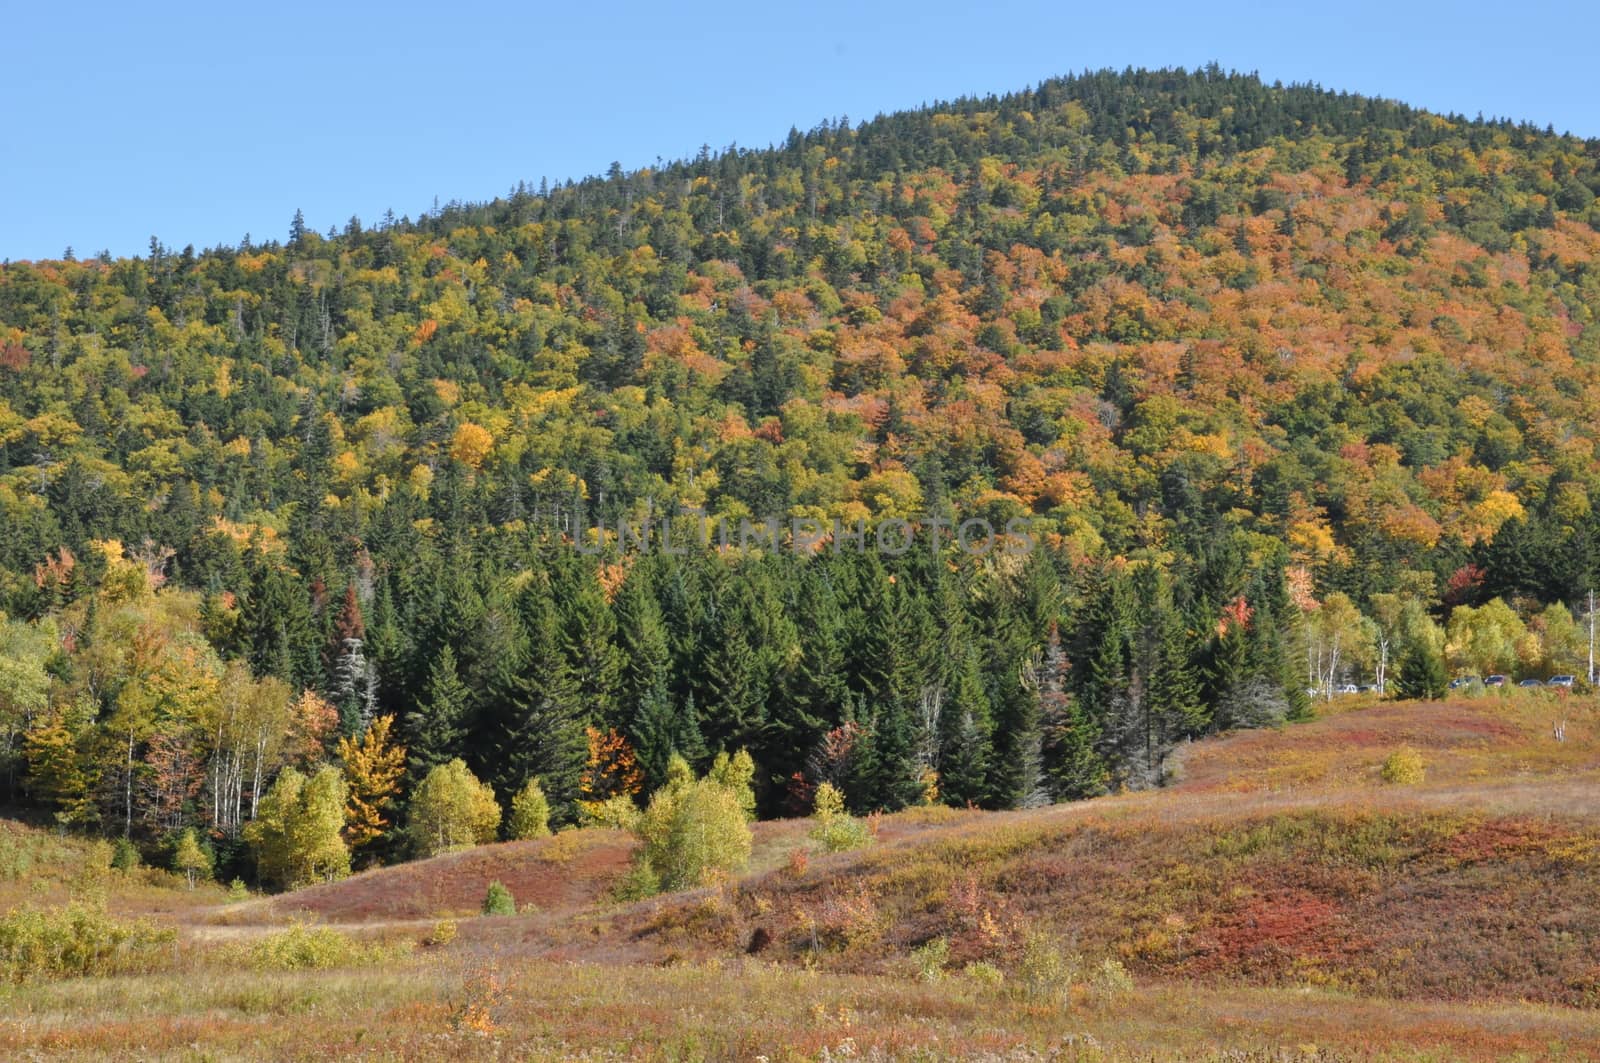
4,691 -> 1600,1059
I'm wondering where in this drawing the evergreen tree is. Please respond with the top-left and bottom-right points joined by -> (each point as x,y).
245,564 -> 319,691
770,570 -> 847,790
615,569 -> 672,725
490,594 -> 588,819
557,562 -> 623,725
1039,625 -> 1105,799
699,613 -> 764,756
404,646 -> 470,786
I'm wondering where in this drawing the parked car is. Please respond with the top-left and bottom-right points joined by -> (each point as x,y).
1484,674 -> 1507,687
1448,676 -> 1480,690
1518,678 -> 1544,688
1548,675 -> 1576,688
1336,683 -> 1359,695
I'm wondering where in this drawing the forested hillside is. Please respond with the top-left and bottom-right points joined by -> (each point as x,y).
3,67 -> 1600,884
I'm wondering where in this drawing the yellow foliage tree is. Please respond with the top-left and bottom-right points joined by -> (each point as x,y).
450,422 -> 495,469
337,715 -> 406,853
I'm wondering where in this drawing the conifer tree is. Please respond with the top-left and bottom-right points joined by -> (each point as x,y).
615,570 -> 672,725
404,646 -> 470,787
491,594 -> 587,819
557,562 -> 622,725
699,613 -> 764,755
1039,624 -> 1105,799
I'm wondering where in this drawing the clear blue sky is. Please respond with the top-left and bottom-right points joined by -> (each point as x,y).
6,0 -> 1596,262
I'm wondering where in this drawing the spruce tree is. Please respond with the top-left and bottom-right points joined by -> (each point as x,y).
1039,625 -> 1105,799
404,646 -> 470,787
771,570 -> 847,785
699,614 -> 764,756
615,571 -> 672,726
935,641 -> 994,807
491,595 -> 588,819
557,561 -> 623,726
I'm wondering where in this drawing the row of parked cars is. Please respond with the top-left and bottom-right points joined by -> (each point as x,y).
1448,674 -> 1579,690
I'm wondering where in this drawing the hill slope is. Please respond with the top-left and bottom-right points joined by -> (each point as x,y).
7,692 -> 1600,1058
6,67 -> 1600,850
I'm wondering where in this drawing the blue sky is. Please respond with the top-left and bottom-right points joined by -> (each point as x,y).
6,0 -> 1596,261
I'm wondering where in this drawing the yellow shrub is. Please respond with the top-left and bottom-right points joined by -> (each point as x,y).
1381,748 -> 1426,785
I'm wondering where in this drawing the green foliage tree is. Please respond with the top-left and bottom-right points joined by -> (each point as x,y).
172,827 -> 211,889
1394,602 -> 1449,701
243,765 -> 351,890
408,758 -> 501,858
632,753 -> 753,891
482,880 -> 515,915
404,646 -> 470,785
506,777 -> 551,840
1446,598 -> 1527,677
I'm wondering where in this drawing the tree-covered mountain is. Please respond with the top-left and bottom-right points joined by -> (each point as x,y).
3,67 -> 1599,879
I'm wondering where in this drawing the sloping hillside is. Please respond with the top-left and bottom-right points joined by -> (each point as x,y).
6,693 -> 1600,1057
8,69 -> 1600,849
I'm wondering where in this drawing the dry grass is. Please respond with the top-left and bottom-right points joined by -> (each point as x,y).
1,952 -> 1597,1060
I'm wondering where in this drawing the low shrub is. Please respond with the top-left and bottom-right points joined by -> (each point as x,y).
911,936 -> 950,983
1091,957 -> 1134,998
110,837 -> 141,872
810,783 -> 871,853
483,881 -> 516,916
963,960 -> 1005,990
1381,747 -> 1426,785
426,919 -> 458,947
612,861 -> 661,902
1014,932 -> 1079,1005
245,923 -> 402,970
0,904 -> 175,983
783,847 -> 810,879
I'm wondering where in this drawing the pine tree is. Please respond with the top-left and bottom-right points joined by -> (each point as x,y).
770,570 -> 847,787
558,563 -> 623,725
699,614 -> 764,755
844,568 -> 925,810
245,564 -> 319,691
615,570 -> 672,727
629,682 -> 680,788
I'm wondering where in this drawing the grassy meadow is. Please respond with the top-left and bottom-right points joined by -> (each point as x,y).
4,688 -> 1600,1060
